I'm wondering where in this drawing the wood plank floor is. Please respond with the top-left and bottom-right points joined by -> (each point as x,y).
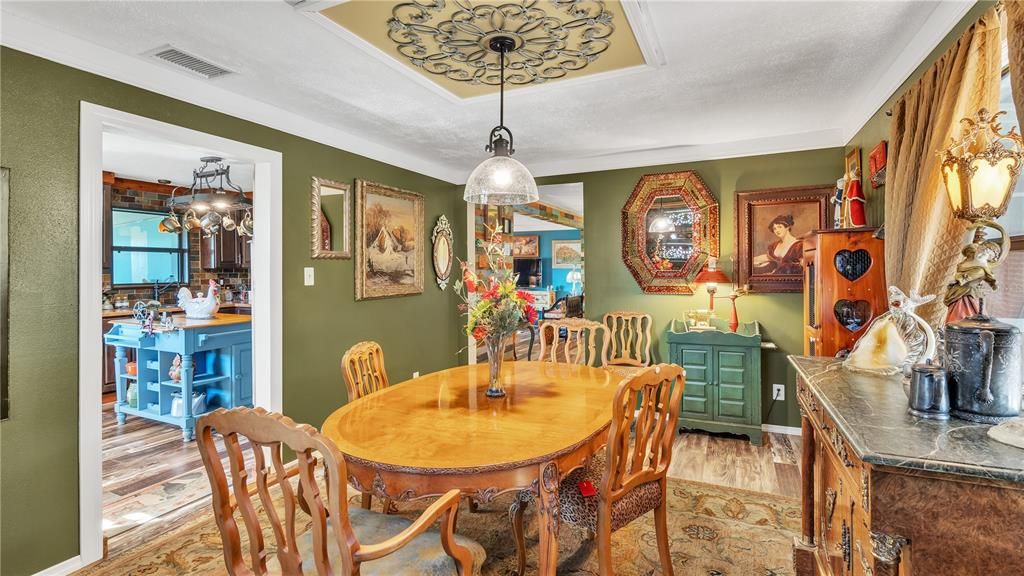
101,401 -> 254,556
669,430 -> 802,498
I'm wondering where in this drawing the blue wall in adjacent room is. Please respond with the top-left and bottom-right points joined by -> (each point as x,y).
515,229 -> 581,297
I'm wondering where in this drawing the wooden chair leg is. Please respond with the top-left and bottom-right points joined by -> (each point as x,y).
654,487 -> 674,576
360,492 -> 372,510
596,510 -> 614,576
509,490 -> 531,576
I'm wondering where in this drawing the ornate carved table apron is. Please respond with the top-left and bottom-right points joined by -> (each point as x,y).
321,361 -> 617,576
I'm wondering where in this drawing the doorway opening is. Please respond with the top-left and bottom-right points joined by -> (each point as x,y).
469,183 -> 584,362
79,103 -> 282,567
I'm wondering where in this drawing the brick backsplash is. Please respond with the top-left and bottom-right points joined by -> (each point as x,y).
103,183 -> 250,308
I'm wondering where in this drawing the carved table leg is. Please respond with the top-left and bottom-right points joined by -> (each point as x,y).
536,461 -> 561,576
468,499 -> 479,513
360,492 -> 372,510
871,531 -> 909,576
509,489 -> 533,576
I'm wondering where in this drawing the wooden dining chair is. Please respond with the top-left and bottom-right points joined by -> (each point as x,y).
196,406 -> 485,575
511,365 -> 684,576
602,311 -> 654,379
341,341 -> 390,402
537,317 -> 609,367
341,341 -> 391,511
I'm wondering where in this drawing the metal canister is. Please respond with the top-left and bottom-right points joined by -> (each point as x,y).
945,314 -> 1023,423
908,359 -> 950,420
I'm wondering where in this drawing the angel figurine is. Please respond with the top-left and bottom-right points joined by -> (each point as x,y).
169,354 -> 182,383
944,219 -> 1009,322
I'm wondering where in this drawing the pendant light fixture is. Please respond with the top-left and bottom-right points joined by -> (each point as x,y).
463,36 -> 539,205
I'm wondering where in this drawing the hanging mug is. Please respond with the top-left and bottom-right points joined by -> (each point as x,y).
158,212 -> 182,233
238,210 -> 254,237
182,209 -> 202,231
221,212 -> 237,231
200,211 -> 222,230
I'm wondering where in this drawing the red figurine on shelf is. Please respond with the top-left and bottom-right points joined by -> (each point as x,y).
844,166 -> 867,227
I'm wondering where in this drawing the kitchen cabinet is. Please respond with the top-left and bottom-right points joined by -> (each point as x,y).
199,221 -> 249,270
666,319 -> 763,445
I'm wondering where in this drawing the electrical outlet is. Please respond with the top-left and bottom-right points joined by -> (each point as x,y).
772,384 -> 786,401
413,371 -> 420,378
303,267 -> 315,286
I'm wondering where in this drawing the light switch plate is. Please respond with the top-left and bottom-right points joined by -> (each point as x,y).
303,267 -> 315,286
413,371 -> 420,378
772,384 -> 785,401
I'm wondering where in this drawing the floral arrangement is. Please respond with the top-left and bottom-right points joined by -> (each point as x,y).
454,230 -> 539,345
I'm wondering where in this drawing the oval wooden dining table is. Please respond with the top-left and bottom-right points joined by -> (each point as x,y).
321,361 -> 619,576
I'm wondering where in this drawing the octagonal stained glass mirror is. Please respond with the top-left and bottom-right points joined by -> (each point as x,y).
621,171 -> 719,294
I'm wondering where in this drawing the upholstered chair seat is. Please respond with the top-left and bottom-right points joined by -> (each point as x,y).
558,450 -> 663,533
296,509 -> 486,575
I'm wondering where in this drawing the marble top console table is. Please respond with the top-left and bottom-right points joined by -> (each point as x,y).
790,355 -> 1024,576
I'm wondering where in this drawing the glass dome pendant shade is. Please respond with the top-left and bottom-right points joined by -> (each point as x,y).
463,36 -> 538,205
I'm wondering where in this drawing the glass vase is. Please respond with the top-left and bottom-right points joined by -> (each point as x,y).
484,332 -> 511,397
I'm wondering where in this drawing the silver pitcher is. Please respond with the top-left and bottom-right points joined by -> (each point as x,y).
908,359 -> 950,420
945,314 -> 1022,423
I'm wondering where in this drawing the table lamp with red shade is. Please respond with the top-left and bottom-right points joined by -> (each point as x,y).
695,257 -> 750,332
694,258 -> 730,311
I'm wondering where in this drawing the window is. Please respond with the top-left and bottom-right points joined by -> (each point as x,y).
989,64 -> 1024,323
110,208 -> 189,286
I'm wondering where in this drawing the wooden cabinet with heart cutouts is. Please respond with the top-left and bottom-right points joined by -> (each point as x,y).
802,228 -> 885,357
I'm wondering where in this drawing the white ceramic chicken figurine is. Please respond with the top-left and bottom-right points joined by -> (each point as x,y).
177,280 -> 221,319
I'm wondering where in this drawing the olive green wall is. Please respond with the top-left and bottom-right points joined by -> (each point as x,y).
844,1 -> 996,226
0,47 -> 464,575
536,147 -> 845,430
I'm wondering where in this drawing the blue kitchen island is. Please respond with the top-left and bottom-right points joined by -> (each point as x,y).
104,314 -> 253,441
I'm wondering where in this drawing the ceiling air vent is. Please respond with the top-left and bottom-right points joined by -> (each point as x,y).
145,45 -> 234,80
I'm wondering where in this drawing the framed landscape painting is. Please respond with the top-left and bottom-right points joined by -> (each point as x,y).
735,185 -> 832,293
355,179 -> 424,300
552,240 -> 583,269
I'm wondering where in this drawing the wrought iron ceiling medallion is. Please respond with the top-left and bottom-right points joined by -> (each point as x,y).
386,0 -> 614,86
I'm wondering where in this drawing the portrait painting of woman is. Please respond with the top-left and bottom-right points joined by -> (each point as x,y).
753,214 -> 804,275
736,185 -> 832,292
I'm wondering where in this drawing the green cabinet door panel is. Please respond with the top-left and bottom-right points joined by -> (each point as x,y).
679,345 -> 713,418
714,347 -> 750,424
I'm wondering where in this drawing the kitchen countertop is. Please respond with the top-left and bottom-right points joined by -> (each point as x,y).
102,302 -> 251,318
789,355 -> 1024,484
109,313 -> 251,330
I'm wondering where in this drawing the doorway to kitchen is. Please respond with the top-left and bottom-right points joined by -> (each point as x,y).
468,183 -> 585,362
79,103 -> 283,566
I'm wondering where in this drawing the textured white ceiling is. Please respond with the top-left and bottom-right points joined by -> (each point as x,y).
103,129 -> 255,190
2,1 -> 958,183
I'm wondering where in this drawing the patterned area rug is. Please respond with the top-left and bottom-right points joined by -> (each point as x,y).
76,478 -> 800,576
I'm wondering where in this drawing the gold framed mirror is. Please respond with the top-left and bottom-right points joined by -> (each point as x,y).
621,171 -> 719,294
311,176 -> 351,259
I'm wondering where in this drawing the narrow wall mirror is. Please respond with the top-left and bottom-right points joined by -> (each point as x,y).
311,177 -> 351,259
621,171 -> 719,294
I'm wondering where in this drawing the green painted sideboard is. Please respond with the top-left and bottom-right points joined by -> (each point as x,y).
666,319 -> 763,445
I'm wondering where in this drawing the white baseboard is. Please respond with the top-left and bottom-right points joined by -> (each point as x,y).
32,556 -> 83,576
761,424 -> 801,436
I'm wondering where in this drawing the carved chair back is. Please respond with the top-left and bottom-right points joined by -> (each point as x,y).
196,406 -> 358,575
603,364 -> 685,501
602,311 -> 654,367
341,341 -> 390,401
537,318 -> 609,367
565,294 -> 585,318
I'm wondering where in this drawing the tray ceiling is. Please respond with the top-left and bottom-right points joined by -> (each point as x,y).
0,1 -> 974,183
319,0 -> 645,98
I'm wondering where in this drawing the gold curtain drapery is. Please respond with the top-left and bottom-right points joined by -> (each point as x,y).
884,7 -> 1005,327
1007,2 -> 1024,121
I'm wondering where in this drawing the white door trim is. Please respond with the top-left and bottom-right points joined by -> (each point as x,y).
78,102 -> 283,569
